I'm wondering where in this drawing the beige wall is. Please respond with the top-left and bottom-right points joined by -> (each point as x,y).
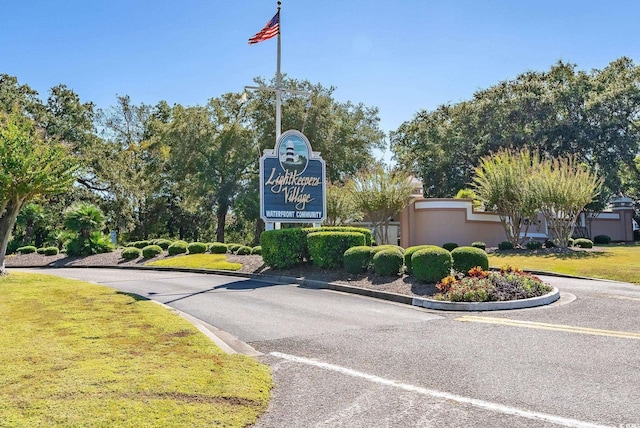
400,198 -> 635,248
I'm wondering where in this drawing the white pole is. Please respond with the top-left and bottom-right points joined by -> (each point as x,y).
275,1 -> 282,141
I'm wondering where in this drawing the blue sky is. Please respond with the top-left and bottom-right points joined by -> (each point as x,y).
2,1 -> 639,158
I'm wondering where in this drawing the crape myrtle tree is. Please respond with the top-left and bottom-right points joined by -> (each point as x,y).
0,111 -> 77,274
391,58 -> 640,208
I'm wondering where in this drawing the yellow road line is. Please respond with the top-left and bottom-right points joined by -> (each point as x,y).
602,294 -> 640,303
456,316 -> 640,340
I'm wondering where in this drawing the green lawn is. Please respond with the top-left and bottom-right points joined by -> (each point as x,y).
488,243 -> 640,284
146,254 -> 242,271
0,272 -> 271,427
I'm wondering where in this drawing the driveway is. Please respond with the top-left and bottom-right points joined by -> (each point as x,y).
15,267 -> 640,427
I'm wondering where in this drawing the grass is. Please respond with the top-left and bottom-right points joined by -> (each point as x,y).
145,254 -> 242,271
488,243 -> 640,284
0,272 -> 271,427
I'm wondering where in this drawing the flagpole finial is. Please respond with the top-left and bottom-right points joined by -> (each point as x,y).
278,1 -> 282,8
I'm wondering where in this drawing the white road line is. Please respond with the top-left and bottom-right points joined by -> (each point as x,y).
270,351 -> 613,428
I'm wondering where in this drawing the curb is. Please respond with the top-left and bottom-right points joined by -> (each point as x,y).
11,263 -> 562,311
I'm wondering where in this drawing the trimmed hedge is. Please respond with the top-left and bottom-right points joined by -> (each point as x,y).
154,239 -> 173,250
404,245 -> 434,275
307,231 -> 365,269
167,240 -> 188,256
593,235 -> 611,245
209,242 -> 228,254
442,242 -> 459,252
371,245 -> 404,255
573,238 -> 593,249
43,247 -> 59,256
451,246 -> 489,273
372,248 -> 404,276
251,246 -> 262,255
343,246 -> 373,274
187,242 -> 208,254
16,246 -> 37,254
525,240 -> 543,250
132,240 -> 151,249
236,245 -> 252,255
498,241 -> 514,250
471,241 -> 486,250
142,245 -> 163,259
412,247 -> 453,283
316,226 -> 374,246
227,243 -> 242,254
122,247 -> 142,260
36,247 -> 46,254
260,228 -> 309,269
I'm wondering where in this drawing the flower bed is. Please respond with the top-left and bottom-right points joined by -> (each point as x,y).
434,266 -> 552,302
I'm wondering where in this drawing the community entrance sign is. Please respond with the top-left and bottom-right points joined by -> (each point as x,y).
260,130 -> 326,223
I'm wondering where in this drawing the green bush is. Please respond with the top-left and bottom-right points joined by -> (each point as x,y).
593,235 -> 611,245
209,242 -> 228,254
16,246 -> 37,254
498,241 -> 514,250
404,245 -> 434,275
167,240 -> 188,256
142,245 -> 163,259
65,232 -> 114,256
525,240 -> 543,250
121,247 -> 142,260
307,232 -> 365,269
227,243 -> 242,254
154,239 -> 173,250
236,245 -> 252,255
442,242 -> 459,252
451,246 -> 489,273
573,238 -> 593,249
251,246 -> 262,255
544,240 -> 556,248
187,242 -> 208,254
36,247 -> 46,254
343,246 -> 373,274
371,245 -> 404,255
568,238 -> 574,247
372,249 -> 404,276
471,241 -> 486,250
132,240 -> 151,249
412,247 -> 453,283
316,226 -> 374,246
260,228 -> 309,269
43,247 -> 59,256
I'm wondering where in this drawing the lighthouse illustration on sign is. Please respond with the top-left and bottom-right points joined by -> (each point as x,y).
278,136 -> 309,174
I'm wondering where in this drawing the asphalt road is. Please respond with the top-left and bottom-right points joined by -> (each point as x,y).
14,267 -> 640,427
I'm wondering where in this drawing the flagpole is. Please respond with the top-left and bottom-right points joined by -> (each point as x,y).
275,0 -> 282,141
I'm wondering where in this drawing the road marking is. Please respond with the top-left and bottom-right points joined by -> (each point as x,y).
602,294 -> 640,303
270,351 -> 612,428
456,316 -> 640,340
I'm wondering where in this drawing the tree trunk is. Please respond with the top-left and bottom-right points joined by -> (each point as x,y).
0,198 -> 26,276
215,202 -> 229,243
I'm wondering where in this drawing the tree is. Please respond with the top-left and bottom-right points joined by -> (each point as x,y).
0,112 -> 77,274
63,202 -> 113,256
348,165 -> 415,244
324,181 -> 363,226
473,148 -> 540,246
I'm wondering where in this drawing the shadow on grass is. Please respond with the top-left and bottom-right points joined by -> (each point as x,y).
116,291 -> 151,303
490,249 -> 612,260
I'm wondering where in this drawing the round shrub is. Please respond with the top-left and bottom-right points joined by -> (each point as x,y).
307,231 -> 365,269
132,240 -> 151,249
498,241 -> 514,250
442,242 -> 459,252
593,235 -> 611,245
187,242 -> 207,254
16,246 -> 37,254
167,240 -> 188,256
412,247 -> 453,283
404,245 -> 433,275
371,245 -> 404,255
251,245 -> 262,255
142,245 -> 163,259
525,240 -> 543,250
343,246 -> 373,274
227,243 -> 242,254
471,241 -> 486,251
315,226 -> 374,246
36,247 -> 46,254
544,240 -> 556,248
236,245 -> 252,255
121,247 -> 142,260
451,246 -> 489,273
154,239 -> 172,250
209,242 -> 228,254
373,249 -> 404,276
573,238 -> 593,249
260,228 -> 310,269
43,247 -> 59,256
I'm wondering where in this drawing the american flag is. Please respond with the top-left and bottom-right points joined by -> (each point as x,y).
248,11 -> 280,44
